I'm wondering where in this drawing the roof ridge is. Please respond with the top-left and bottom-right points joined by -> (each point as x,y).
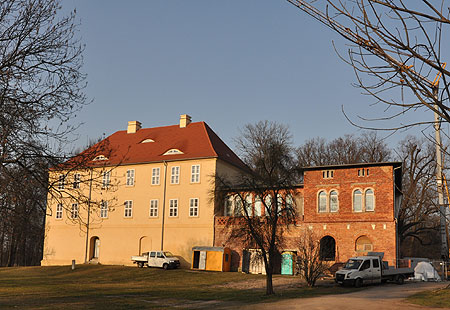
114,121 -> 203,133
201,122 -> 219,157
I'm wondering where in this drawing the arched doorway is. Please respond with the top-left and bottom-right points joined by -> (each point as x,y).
89,236 -> 100,261
319,236 -> 336,261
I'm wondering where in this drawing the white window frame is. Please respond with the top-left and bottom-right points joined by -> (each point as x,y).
244,194 -> 253,216
151,167 -> 160,185
353,189 -> 363,212
224,196 -> 233,216
189,198 -> 199,217
56,203 -> 63,219
169,199 -> 178,217
322,170 -> 334,179
73,173 -> 80,189
58,174 -> 65,190
190,165 -> 200,183
318,191 -> 327,213
100,200 -> 108,218
171,166 -> 180,184
286,194 -> 294,210
365,189 -> 375,212
254,196 -> 262,216
71,203 -> 78,219
264,194 -> 272,217
149,199 -> 158,217
124,200 -> 133,218
102,170 -> 111,189
329,190 -> 339,212
126,169 -> 135,186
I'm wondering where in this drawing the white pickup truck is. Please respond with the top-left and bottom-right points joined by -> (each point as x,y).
131,251 -> 180,269
335,252 -> 414,287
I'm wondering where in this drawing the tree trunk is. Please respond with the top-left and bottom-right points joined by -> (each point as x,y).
265,270 -> 274,295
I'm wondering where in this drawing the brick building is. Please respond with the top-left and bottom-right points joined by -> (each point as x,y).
43,115 -> 402,269
215,162 -> 402,269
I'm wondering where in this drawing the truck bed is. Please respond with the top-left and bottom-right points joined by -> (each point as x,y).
382,267 -> 414,276
131,255 -> 148,262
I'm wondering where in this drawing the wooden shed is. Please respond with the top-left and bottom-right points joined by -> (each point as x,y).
191,246 -> 231,272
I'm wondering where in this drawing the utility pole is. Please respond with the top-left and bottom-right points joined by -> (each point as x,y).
434,86 -> 449,259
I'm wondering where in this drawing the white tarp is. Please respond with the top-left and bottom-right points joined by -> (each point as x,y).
414,261 -> 441,281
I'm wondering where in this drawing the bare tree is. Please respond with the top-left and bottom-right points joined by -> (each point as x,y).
216,121 -> 299,295
0,0 -> 87,265
297,131 -> 391,166
294,229 -> 331,286
287,0 -> 450,131
395,136 -> 442,255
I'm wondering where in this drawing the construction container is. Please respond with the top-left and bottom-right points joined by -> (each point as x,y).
191,246 -> 231,272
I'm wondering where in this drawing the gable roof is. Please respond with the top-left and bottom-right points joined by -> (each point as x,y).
65,121 -> 249,171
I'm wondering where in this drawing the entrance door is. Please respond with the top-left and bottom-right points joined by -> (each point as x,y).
94,238 -> 100,258
89,236 -> 100,261
199,251 -> 207,270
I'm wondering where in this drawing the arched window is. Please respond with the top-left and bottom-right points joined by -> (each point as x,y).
244,194 -> 253,216
318,191 -> 327,212
319,236 -> 336,261
254,196 -> 262,216
365,189 -> 375,211
265,194 -> 272,217
234,196 -> 242,216
329,190 -> 339,212
353,189 -> 362,212
286,194 -> 294,209
224,196 -> 233,216
356,235 -> 373,252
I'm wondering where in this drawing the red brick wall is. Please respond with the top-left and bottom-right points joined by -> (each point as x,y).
214,164 -> 398,270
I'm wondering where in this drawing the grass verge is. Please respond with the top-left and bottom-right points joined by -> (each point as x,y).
407,284 -> 450,308
0,265 -> 359,310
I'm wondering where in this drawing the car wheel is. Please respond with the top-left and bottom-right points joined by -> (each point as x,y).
395,275 -> 404,285
163,263 -> 169,270
354,278 -> 363,288
137,262 -> 144,268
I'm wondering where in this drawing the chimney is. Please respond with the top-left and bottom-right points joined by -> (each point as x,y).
179,114 -> 192,128
127,121 -> 142,134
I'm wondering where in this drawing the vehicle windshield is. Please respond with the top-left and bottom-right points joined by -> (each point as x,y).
344,259 -> 362,270
164,252 -> 174,257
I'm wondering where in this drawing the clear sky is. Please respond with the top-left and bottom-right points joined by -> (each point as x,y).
61,0 -> 432,151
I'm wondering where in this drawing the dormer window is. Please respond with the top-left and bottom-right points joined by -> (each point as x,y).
93,155 -> 108,161
163,149 -> 184,155
140,138 -> 154,143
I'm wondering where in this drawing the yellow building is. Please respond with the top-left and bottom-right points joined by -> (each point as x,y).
42,115 -> 248,266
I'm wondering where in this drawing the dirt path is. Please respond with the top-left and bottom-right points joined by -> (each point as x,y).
238,281 -> 449,310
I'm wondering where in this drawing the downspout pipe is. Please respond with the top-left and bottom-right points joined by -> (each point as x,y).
84,168 -> 94,263
161,161 -> 168,251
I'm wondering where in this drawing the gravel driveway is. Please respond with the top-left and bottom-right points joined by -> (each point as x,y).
239,281 -> 449,310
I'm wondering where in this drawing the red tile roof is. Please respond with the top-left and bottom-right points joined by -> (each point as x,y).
64,122 -> 249,171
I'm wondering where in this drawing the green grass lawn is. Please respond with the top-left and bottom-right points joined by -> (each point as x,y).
407,284 -> 450,308
0,264 -> 357,310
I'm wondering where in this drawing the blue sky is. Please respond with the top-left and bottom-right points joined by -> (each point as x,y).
61,0 -> 431,150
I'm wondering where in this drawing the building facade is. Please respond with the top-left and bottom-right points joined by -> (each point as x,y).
215,162 -> 402,269
42,116 -> 402,269
42,115 -> 247,266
